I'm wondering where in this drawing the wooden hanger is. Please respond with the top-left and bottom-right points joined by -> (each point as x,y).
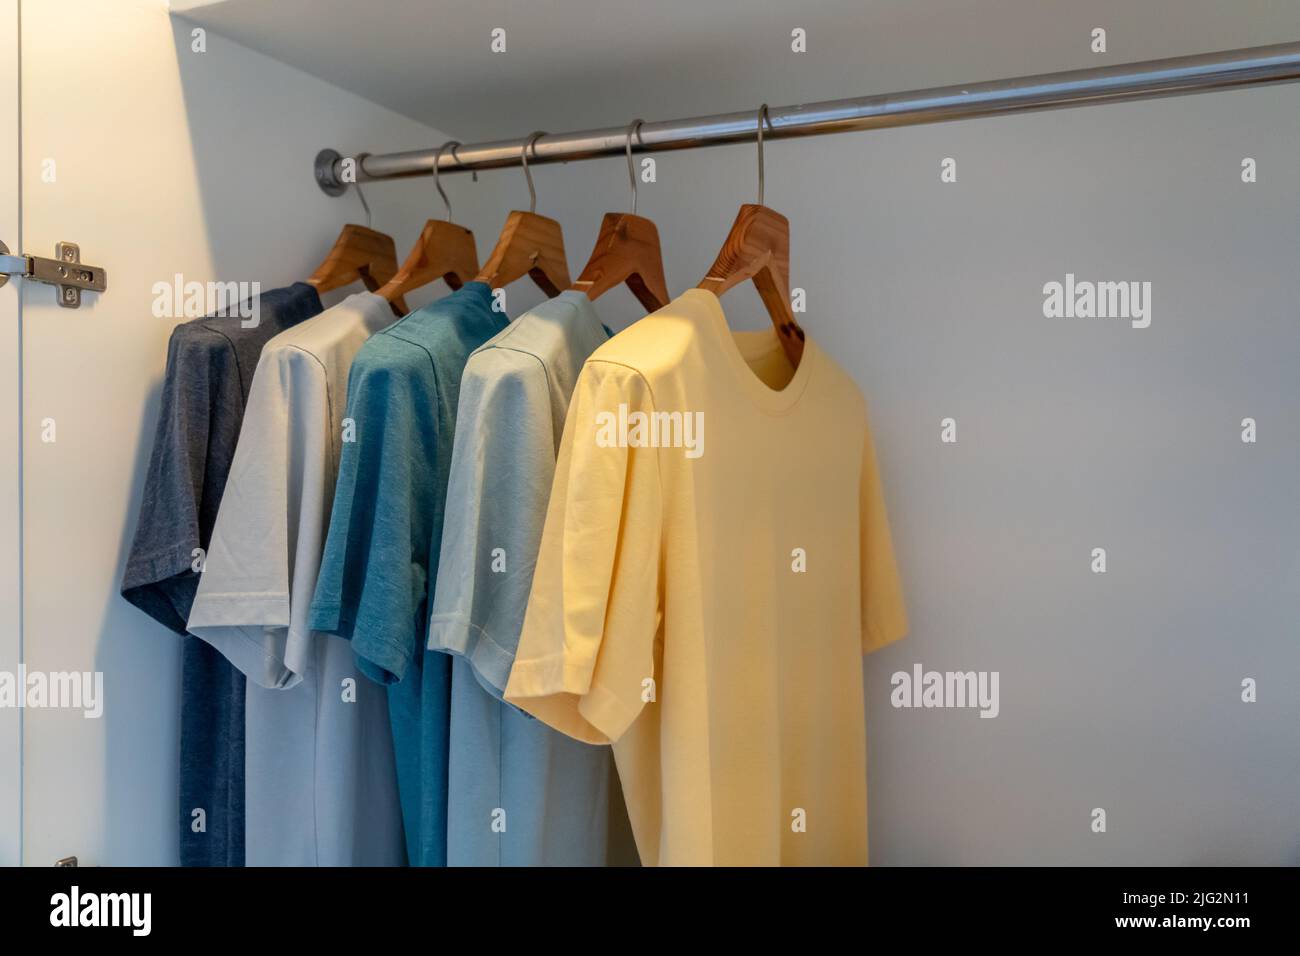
377,142 -> 480,303
475,132 -> 571,296
697,106 -> 804,366
307,158 -> 407,314
571,120 -> 670,312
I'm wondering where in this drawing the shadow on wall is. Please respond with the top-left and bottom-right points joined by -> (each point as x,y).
99,377 -> 176,865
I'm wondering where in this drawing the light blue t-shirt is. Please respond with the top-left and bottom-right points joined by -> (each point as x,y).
309,282 -> 507,866
428,291 -> 620,865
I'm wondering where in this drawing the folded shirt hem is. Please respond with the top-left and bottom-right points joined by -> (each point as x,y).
187,590 -> 298,688
505,653 -> 641,744
121,540 -> 199,592
427,613 -> 516,697
863,609 -> 908,654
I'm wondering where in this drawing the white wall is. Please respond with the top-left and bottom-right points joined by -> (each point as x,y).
17,0 -> 456,865
447,82 -> 1300,864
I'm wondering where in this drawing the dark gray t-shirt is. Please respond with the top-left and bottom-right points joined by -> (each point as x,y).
120,282 -> 322,866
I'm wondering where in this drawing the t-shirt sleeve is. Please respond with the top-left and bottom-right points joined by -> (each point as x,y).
187,345 -> 329,689
427,350 -> 554,697
309,352 -> 434,685
859,410 -> 908,653
503,360 -> 663,745
120,326 -> 240,634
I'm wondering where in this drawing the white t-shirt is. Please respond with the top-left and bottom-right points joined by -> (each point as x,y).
188,291 -> 405,866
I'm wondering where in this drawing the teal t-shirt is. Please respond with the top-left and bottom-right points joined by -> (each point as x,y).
309,282 -> 507,866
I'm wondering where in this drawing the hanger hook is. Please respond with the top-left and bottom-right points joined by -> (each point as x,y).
433,141 -> 461,221
521,131 -> 545,214
353,152 -> 374,229
625,119 -> 644,216
449,142 -> 478,183
755,105 -> 773,206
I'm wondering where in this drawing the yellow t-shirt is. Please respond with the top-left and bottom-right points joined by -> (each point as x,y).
504,288 -> 907,866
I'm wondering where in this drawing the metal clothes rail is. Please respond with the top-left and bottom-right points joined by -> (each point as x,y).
314,41 -> 1300,194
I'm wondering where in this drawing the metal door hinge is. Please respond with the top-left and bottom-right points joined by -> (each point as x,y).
0,240 -> 108,308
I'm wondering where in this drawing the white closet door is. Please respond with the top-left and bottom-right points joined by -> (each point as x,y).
19,0 -> 189,866
0,0 -> 20,868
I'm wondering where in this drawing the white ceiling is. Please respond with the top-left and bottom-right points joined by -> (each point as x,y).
171,0 -> 1300,143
